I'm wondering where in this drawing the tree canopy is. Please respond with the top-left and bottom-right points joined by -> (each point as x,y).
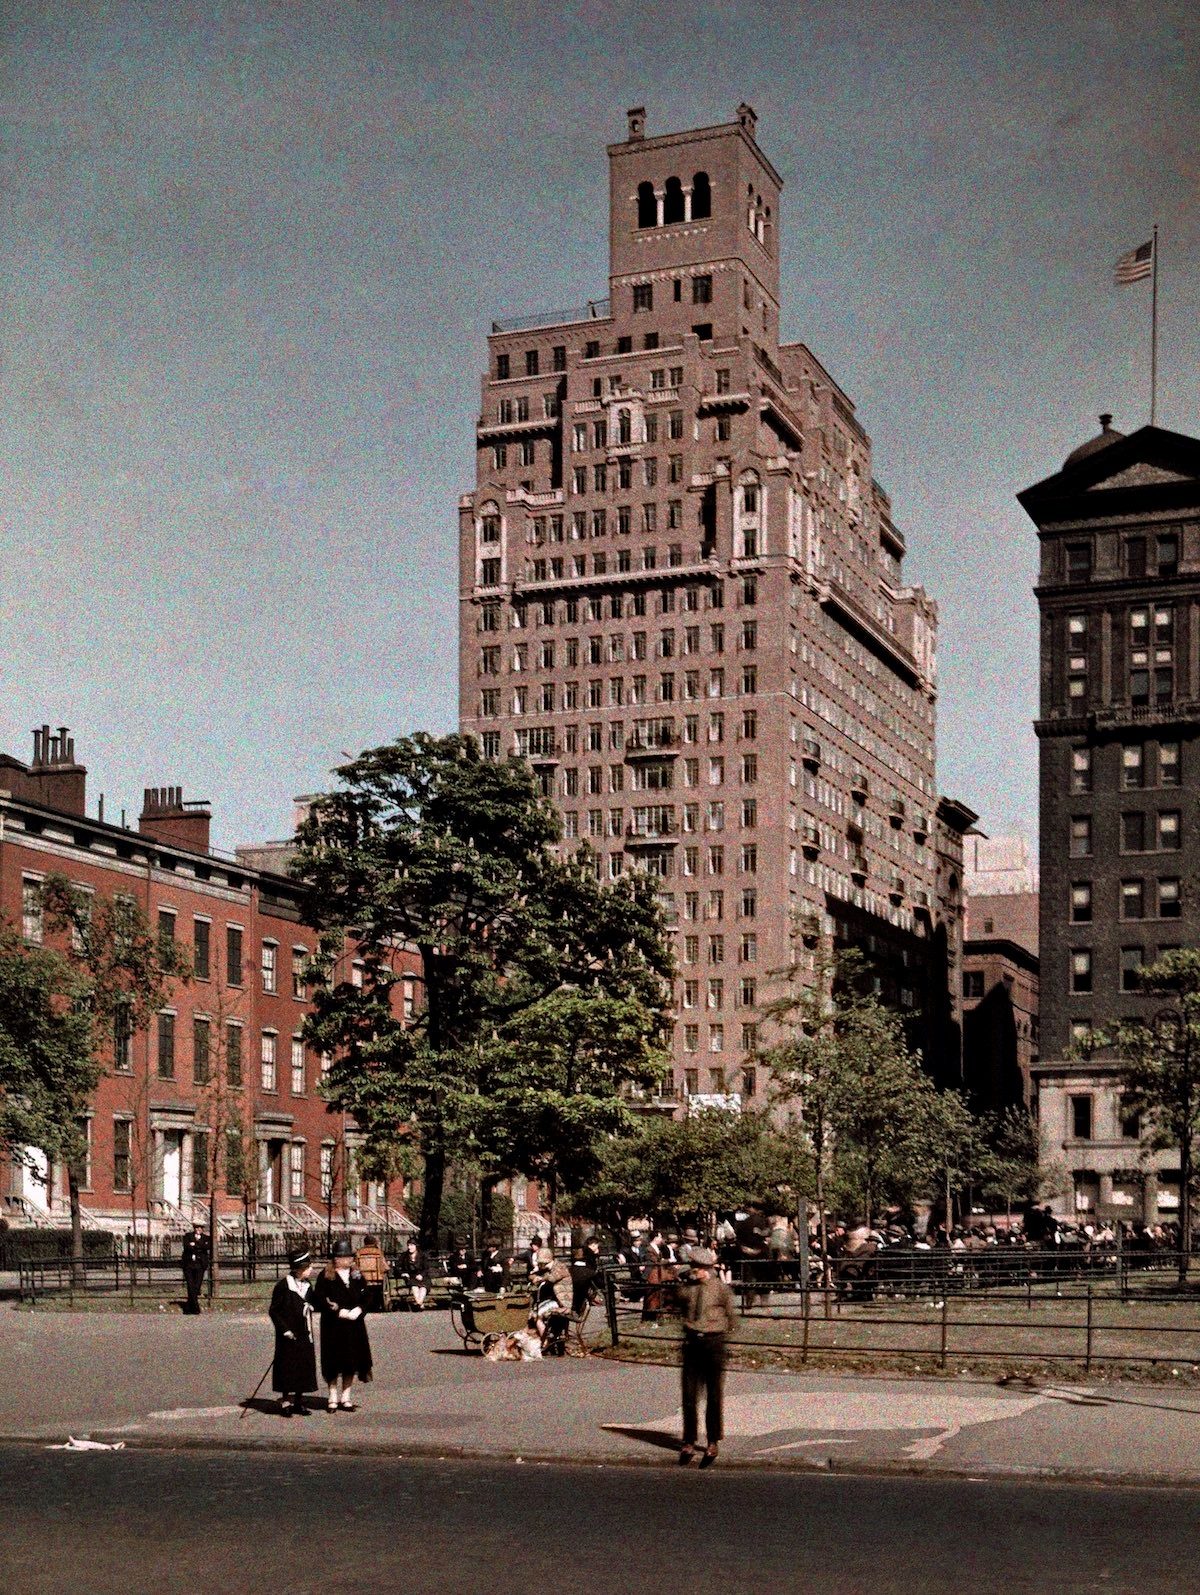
292,732 -> 675,1246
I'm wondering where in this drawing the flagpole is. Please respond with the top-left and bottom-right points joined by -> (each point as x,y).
1150,224 -> 1159,427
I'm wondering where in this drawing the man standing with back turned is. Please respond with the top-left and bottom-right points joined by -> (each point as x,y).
677,1246 -> 736,1468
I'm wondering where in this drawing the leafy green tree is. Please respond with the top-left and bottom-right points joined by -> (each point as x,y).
763,947 -> 981,1237
973,1106 -> 1042,1223
292,733 -> 673,1249
0,878 -> 188,1263
1110,949 -> 1200,1283
0,928 -> 94,1225
575,1108 -> 811,1233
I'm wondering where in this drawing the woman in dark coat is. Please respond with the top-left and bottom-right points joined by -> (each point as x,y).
313,1239 -> 373,1411
269,1247 -> 318,1416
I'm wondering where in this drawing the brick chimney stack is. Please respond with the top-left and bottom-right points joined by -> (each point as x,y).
23,724 -> 88,816
138,785 -> 212,854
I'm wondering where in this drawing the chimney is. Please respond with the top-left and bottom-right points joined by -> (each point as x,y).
22,724 -> 87,816
736,102 -> 758,138
138,785 -> 212,855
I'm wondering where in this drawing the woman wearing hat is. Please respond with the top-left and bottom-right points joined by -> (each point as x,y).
269,1247 -> 318,1417
313,1239 -> 374,1411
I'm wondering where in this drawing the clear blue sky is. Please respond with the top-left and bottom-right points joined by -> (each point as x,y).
3,1 -> 1197,851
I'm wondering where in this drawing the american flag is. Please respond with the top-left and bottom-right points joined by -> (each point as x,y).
1115,239 -> 1154,284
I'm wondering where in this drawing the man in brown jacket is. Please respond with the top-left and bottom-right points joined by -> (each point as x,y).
676,1246 -> 737,1467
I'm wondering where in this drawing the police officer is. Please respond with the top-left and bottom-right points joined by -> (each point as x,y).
181,1223 -> 210,1314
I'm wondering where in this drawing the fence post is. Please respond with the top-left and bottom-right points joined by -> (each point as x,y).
605,1269 -> 620,1347
1085,1282 -> 1094,1373
801,1281 -> 811,1365
939,1293 -> 949,1370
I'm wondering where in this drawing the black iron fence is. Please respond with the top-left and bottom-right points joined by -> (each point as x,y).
601,1255 -> 1200,1373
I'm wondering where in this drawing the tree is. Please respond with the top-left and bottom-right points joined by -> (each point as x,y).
762,946 -> 977,1238
1,877 -> 190,1264
0,927 -> 94,1229
575,1108 -> 812,1234
972,1106 -> 1042,1224
1111,949 -> 1200,1283
292,733 -> 674,1249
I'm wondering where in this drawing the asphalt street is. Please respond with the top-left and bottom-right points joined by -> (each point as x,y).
5,1446 -> 1200,1594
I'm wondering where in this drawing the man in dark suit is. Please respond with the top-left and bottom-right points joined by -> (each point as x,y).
181,1223 -> 210,1314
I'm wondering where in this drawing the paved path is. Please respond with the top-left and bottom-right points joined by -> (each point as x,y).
6,1306 -> 1200,1485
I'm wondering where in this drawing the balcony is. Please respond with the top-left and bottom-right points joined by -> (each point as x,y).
491,298 -> 610,334
850,768 -> 870,799
799,909 -> 822,944
801,818 -> 820,856
625,733 -> 680,759
889,873 -> 905,903
847,807 -> 865,839
913,888 -> 932,913
889,797 -> 906,827
912,812 -> 930,842
850,851 -> 868,882
802,736 -> 822,769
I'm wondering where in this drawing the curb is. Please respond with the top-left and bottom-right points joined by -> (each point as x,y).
6,1430 -> 1200,1492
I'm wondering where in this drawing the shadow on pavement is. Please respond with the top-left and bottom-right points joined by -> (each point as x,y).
600,1424 -> 680,1451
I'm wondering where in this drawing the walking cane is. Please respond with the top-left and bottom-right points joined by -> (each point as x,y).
239,1355 -> 276,1420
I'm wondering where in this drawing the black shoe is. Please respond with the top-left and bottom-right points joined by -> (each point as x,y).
678,1446 -> 695,1465
293,1402 -> 311,1417
279,1402 -> 294,1418
699,1445 -> 719,1469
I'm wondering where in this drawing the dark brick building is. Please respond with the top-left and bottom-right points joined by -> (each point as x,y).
1020,416 -> 1200,1220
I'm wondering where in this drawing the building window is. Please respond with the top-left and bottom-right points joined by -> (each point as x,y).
1124,535 -> 1147,578
320,1143 -> 335,1201
157,907 -> 176,954
1119,1097 -> 1142,1139
157,1011 -> 176,1080
632,282 -> 653,312
1158,878 -> 1181,919
1120,947 -> 1144,992
113,1119 -> 132,1194
193,1017 -> 211,1085
963,970 -> 985,999
1121,745 -> 1144,789
1159,741 -> 1181,786
291,1036 -> 306,1096
292,947 -> 308,1001
113,1003 -> 133,1073
185,916 -> 210,980
1120,879 -> 1145,920
20,875 -> 43,944
261,941 -> 278,993
495,352 -> 510,381
693,274 -> 712,304
261,1031 -> 277,1092
227,926 -> 244,986
1120,812 -> 1145,853
525,349 -> 539,377
1070,1095 -> 1093,1140
1070,950 -> 1092,994
1157,531 -> 1179,576
1070,882 -> 1092,923
1065,542 -> 1092,582
226,1023 -> 243,1088
1158,811 -> 1181,850
290,1141 -> 305,1201
192,1132 -> 210,1196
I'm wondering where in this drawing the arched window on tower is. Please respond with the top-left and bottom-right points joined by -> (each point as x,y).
663,175 -> 684,225
637,181 -> 657,229
617,410 -> 632,445
691,172 -> 711,219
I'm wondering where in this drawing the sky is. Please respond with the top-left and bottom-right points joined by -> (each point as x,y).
2,0 -> 1197,853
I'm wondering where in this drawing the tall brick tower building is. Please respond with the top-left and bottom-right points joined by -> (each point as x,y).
1021,417 -> 1200,1220
459,107 -> 951,1101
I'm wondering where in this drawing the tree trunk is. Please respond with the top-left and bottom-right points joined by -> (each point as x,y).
480,1174 -> 498,1237
419,1142 -> 446,1254
1179,1135 -> 1191,1287
68,1166 -> 84,1281
207,1148 -> 219,1303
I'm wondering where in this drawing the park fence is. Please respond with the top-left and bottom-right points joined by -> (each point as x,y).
601,1252 -> 1200,1375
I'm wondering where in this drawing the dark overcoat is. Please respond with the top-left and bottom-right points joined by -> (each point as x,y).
313,1266 -> 374,1383
269,1276 -> 318,1394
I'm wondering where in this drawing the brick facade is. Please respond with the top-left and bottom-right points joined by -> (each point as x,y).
0,728 -> 420,1235
458,108 -> 961,1098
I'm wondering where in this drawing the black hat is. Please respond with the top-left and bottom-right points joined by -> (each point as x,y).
332,1239 -> 354,1259
288,1246 -> 311,1269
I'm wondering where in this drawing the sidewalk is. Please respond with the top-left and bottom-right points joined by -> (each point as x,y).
5,1305 -> 1200,1486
